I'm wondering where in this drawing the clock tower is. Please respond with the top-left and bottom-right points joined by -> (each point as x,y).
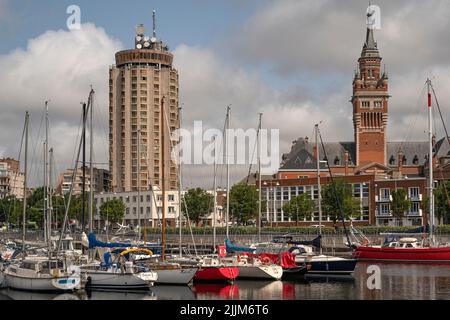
352,26 -> 389,166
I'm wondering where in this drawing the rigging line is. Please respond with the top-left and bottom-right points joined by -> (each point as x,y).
318,128 -> 352,247
7,114 -> 27,226
399,83 -> 427,152
431,83 -> 450,210
92,100 -> 109,170
245,118 -> 260,186
27,111 -> 44,186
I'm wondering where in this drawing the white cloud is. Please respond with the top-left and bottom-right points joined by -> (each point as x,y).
0,23 -> 122,185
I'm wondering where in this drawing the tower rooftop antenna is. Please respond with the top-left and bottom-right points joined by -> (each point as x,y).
152,10 -> 156,39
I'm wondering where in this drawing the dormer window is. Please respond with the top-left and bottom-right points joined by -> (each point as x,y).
413,155 -> 419,165
402,155 -> 407,165
389,155 -> 395,165
334,156 -> 340,165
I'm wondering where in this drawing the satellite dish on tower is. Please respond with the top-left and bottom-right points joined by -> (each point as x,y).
136,24 -> 145,36
144,36 -> 150,42
136,43 -> 143,49
150,37 -> 157,43
136,36 -> 142,42
144,41 -> 150,48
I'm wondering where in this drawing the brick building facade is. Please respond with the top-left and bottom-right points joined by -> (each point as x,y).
259,24 -> 443,227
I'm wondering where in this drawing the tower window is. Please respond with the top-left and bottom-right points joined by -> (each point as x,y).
362,101 -> 370,108
374,101 -> 382,108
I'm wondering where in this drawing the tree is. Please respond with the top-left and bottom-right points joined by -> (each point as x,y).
424,182 -> 450,225
181,188 -> 213,225
322,179 -> 360,221
227,183 -> 264,225
99,199 -> 125,225
282,193 -> 315,226
390,188 -> 412,226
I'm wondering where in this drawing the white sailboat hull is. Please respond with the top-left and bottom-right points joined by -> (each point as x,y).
84,271 -> 156,290
4,271 -> 81,292
237,265 -> 283,280
154,268 -> 197,285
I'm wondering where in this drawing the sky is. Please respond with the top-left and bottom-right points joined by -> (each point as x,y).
1,0 -> 450,189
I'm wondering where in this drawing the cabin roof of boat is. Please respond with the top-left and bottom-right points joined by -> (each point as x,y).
399,237 -> 419,243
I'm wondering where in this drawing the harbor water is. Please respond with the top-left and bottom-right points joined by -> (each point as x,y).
2,262 -> 450,300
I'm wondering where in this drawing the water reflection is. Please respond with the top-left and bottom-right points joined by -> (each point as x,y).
1,263 -> 450,300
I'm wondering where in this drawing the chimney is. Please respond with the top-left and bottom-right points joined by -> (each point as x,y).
344,150 -> 349,176
398,148 -> 403,178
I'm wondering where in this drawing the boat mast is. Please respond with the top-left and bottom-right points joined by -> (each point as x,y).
89,88 -> 94,233
427,78 -> 435,244
48,147 -> 54,255
43,101 -> 49,245
257,113 -> 262,242
225,106 -> 231,239
22,112 -> 29,252
213,135 -> 217,252
161,96 -> 166,261
315,123 -> 323,254
81,103 -> 87,232
178,105 -> 183,257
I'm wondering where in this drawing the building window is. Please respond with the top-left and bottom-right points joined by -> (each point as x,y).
410,202 -> 420,215
133,207 -> 137,215
290,186 -> 297,198
168,206 -> 175,213
409,187 -> 420,200
374,101 -> 382,108
380,188 -> 390,201
362,101 -> 370,108
297,186 -> 304,194
276,188 -> 282,201
168,194 -> 175,201
313,185 -> 319,199
380,203 -> 390,215
283,188 -> 289,200
362,183 -> 369,197
146,195 -> 151,202
353,184 -> 361,198
157,195 -> 163,201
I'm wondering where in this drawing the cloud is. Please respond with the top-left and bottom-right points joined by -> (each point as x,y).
231,0 -> 450,77
0,23 -> 122,186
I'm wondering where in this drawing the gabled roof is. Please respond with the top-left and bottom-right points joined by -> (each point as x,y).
355,162 -> 390,174
280,137 -> 355,170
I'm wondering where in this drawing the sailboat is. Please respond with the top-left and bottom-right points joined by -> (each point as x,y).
352,79 -> 450,263
133,96 -> 197,285
4,110 -> 82,292
67,89 -> 157,290
291,124 -> 357,276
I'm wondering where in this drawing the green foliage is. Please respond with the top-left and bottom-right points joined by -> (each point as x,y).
181,188 -> 213,224
227,183 -> 264,224
390,188 -> 412,225
282,193 -> 315,225
426,182 -> 450,225
321,179 -> 360,221
99,198 -> 125,224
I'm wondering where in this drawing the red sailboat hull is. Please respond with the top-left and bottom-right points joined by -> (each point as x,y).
353,246 -> 450,263
194,267 -> 239,282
